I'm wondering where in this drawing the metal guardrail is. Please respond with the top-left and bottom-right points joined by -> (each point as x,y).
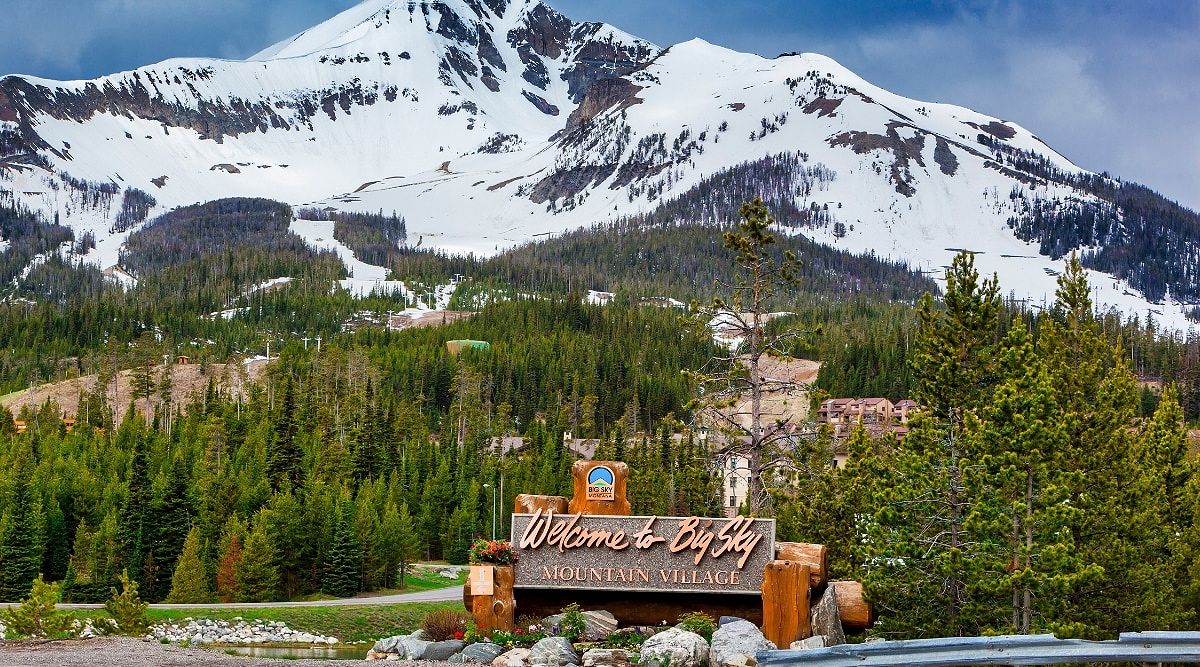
757,632 -> 1200,667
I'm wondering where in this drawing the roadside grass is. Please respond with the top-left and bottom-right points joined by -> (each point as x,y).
78,601 -> 463,643
392,568 -> 468,593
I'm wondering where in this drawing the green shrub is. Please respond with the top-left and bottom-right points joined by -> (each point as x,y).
104,570 -> 149,634
421,608 -> 469,641
603,628 -> 651,649
1,575 -> 75,638
558,603 -> 588,641
676,611 -> 716,641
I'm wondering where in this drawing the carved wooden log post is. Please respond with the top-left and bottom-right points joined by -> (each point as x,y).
469,565 -> 515,634
568,460 -> 632,516
830,580 -> 874,630
774,542 -> 828,589
514,494 -> 569,514
761,560 -> 811,648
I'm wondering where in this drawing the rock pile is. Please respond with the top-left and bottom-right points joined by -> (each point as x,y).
147,618 -> 339,645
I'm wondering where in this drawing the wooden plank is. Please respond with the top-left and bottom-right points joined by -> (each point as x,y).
568,460 -> 632,516
514,494 -> 568,514
762,560 -> 811,648
774,542 -> 828,589
830,580 -> 873,630
470,565 -> 514,634
469,565 -> 494,595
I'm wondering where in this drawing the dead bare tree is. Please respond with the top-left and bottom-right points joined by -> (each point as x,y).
688,196 -> 811,515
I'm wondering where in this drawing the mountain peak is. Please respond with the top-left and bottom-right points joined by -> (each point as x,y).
1,1 -> 1196,329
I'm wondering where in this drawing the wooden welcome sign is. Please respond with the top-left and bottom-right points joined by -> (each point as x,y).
512,511 -> 775,594
463,459 -> 870,645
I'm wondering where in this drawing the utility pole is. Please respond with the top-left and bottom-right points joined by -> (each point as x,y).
483,483 -> 497,540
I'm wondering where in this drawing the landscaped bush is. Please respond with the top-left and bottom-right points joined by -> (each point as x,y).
1,575 -> 75,638
557,603 -> 587,641
676,611 -> 716,641
603,627 -> 653,649
105,570 -> 149,634
421,608 -> 469,641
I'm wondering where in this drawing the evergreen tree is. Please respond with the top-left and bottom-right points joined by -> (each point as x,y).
321,505 -> 361,598
865,251 -> 1001,638
1135,385 -> 1195,627
146,459 -> 192,601
167,526 -> 212,603
215,517 -> 246,603
117,426 -> 150,589
236,523 -> 278,603
964,327 -> 1098,635
1043,255 -> 1177,636
0,452 -> 44,601
267,376 -> 302,490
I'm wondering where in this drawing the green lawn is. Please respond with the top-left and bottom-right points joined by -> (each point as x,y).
394,568 -> 468,593
70,568 -> 467,643
81,601 -> 463,643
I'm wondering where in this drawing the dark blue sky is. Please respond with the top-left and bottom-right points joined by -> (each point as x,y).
1,0 -> 1196,209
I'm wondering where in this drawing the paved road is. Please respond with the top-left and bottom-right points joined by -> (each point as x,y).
49,584 -> 464,610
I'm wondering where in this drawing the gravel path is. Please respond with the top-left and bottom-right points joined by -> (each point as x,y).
0,636 -> 456,666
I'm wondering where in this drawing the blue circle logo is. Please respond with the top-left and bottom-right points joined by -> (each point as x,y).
587,466 -> 614,487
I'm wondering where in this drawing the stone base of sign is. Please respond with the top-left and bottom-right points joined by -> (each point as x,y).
464,565 -> 515,634
514,588 -> 766,627
569,461 -> 632,516
761,561 -> 811,648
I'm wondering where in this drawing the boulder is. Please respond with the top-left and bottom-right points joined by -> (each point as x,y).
451,642 -> 505,663
372,636 -> 403,654
810,585 -> 846,646
531,636 -> 580,666
718,616 -> 748,627
709,619 -> 776,667
399,636 -> 433,660
639,627 -> 709,667
789,636 -> 826,650
581,648 -> 632,667
426,639 -> 468,660
494,647 -> 533,667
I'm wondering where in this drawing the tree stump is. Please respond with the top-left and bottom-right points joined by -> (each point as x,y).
774,542 -> 828,589
568,460 -> 631,516
514,494 -> 569,514
468,565 -> 515,634
761,560 -> 811,648
830,580 -> 873,630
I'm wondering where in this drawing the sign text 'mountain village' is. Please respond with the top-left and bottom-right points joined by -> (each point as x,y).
510,511 -> 775,594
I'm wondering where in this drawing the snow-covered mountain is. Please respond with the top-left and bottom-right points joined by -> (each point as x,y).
1,0 -> 1196,329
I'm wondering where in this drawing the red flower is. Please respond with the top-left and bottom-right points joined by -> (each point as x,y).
454,630 -> 465,640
